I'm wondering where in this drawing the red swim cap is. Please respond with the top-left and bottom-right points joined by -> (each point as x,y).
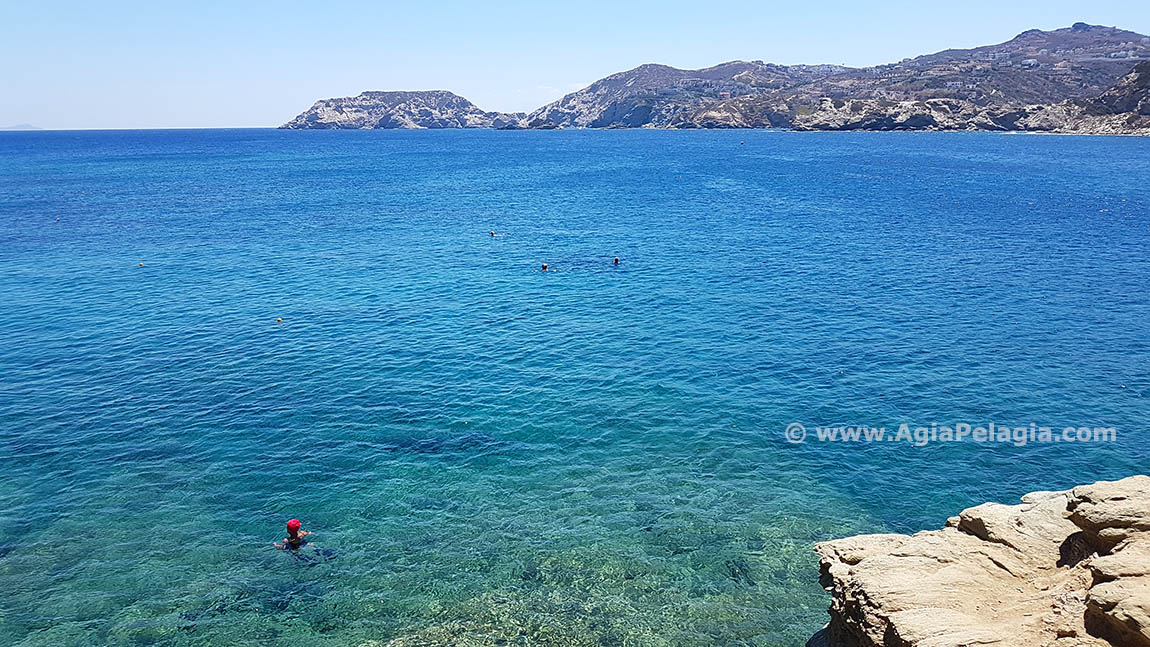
286,519 -> 301,532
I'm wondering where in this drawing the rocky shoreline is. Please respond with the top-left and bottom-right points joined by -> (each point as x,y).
810,475 -> 1150,647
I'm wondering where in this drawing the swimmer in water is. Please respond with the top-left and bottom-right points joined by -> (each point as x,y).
541,263 -> 549,272
274,519 -> 311,550
612,257 -> 620,265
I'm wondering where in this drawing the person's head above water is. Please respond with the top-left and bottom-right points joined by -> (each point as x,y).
274,518 -> 311,550
613,257 -> 620,265
490,231 -> 495,236
541,263 -> 548,272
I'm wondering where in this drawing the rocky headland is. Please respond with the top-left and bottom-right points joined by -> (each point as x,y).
280,90 -> 524,130
283,24 -> 1150,134
810,475 -> 1150,647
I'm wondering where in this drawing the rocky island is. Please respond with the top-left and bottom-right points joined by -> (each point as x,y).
283,23 -> 1150,135
810,475 -> 1150,647
281,90 -> 524,130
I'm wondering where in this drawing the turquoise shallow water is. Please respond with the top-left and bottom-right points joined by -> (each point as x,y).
0,129 -> 1148,646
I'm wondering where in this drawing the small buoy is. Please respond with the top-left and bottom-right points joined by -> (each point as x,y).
277,318 -> 283,323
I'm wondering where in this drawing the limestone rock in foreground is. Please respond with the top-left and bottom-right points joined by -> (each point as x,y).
812,475 -> 1150,647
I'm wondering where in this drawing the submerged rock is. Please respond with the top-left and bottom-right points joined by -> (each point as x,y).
811,475 -> 1150,647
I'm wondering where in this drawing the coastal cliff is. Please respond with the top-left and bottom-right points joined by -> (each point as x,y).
280,90 -> 524,129
522,24 -> 1149,131
695,62 -> 1150,134
282,24 -> 1150,134
811,475 -> 1150,647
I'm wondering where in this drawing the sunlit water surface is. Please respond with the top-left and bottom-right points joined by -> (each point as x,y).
1,129 -> 1147,646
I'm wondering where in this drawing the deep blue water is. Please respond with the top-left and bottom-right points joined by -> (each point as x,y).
0,129 -> 1147,646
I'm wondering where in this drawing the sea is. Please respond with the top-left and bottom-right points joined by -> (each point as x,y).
0,129 -> 1147,646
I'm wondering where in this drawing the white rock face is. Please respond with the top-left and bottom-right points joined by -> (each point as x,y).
812,475 -> 1150,647
280,91 -> 525,129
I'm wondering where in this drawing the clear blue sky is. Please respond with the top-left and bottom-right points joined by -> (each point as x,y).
2,1 -> 1148,129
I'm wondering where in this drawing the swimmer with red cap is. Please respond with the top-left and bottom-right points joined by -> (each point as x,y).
274,519 -> 311,550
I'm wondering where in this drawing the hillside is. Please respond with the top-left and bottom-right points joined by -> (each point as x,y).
522,23 -> 1149,129
281,23 -> 1150,133
523,61 -> 849,128
685,62 -> 1150,134
1090,61 -> 1150,116
783,22 -> 1149,106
